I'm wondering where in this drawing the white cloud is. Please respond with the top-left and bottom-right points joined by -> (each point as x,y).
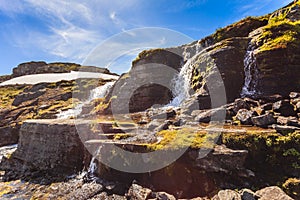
1,0 -> 143,63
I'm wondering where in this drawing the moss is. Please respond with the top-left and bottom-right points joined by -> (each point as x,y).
283,178 -> 300,198
256,20 -> 300,52
212,15 -> 269,43
0,85 -> 26,109
132,48 -> 164,65
223,130 -> 300,185
0,184 -> 13,197
147,128 -> 217,150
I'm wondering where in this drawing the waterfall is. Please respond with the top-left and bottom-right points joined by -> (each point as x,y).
168,59 -> 194,107
56,81 -> 115,119
241,44 -> 259,97
168,42 -> 203,107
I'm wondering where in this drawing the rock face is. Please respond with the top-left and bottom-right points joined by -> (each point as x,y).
7,119 -> 87,174
12,61 -> 111,77
0,78 -> 103,147
103,2 -> 300,114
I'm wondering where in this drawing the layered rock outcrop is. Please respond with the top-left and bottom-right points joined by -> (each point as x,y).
12,61 -> 112,78
103,2 -> 300,113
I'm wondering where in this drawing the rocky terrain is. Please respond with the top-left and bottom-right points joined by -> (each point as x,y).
0,1 -> 300,200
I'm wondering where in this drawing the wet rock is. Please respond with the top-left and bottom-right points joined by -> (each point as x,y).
251,112 -> 276,127
259,94 -> 283,104
269,124 -> 300,135
195,108 -> 226,123
273,100 -> 297,117
127,183 -> 152,200
260,103 -> 273,112
235,109 -> 254,125
233,98 -> 259,114
255,186 -> 293,200
277,116 -> 300,127
239,188 -> 258,200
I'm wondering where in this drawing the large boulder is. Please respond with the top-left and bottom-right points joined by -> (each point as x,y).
6,119 -> 88,174
255,186 -> 293,200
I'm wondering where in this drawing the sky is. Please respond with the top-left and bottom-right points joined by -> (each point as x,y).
0,0 -> 293,75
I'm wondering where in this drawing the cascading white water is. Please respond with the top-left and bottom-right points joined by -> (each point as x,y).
241,44 -> 259,97
168,41 -> 203,107
168,59 -> 194,107
56,81 -> 115,119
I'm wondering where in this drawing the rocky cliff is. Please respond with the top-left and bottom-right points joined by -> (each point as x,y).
104,2 -> 300,114
0,1 -> 299,200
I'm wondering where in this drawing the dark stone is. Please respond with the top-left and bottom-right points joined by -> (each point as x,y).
273,100 -> 297,117
12,89 -> 46,106
251,113 -> 276,127
195,108 -> 226,123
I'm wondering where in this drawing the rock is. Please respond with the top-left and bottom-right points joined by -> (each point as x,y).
190,145 -> 251,176
283,178 -> 300,199
181,95 -> 212,115
251,112 -> 276,127
7,119 -> 88,174
12,61 -> 111,77
0,126 -> 20,147
289,92 -> 300,99
259,94 -> 284,103
127,184 -> 152,200
0,75 -> 11,83
195,107 -> 226,123
260,103 -> 273,112
65,182 -> 103,199
273,100 -> 297,117
151,109 -> 176,120
235,109 -> 254,125
255,186 -> 293,200
277,116 -> 300,127
155,120 -> 172,132
239,188 -> 258,200
213,190 -> 241,200
12,89 -> 46,106
233,98 -> 259,114
269,124 -> 300,135
152,192 -> 176,200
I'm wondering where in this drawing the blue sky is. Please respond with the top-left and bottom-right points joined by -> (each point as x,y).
0,0 -> 292,75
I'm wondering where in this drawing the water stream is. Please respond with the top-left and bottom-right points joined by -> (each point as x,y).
168,42 -> 203,107
56,81 -> 115,119
241,44 -> 260,97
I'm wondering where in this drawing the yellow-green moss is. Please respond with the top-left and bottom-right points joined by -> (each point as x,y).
0,86 -> 26,109
147,128 -> 217,150
213,15 -> 269,43
283,178 -> 300,197
132,48 -> 164,65
257,20 -> 300,52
